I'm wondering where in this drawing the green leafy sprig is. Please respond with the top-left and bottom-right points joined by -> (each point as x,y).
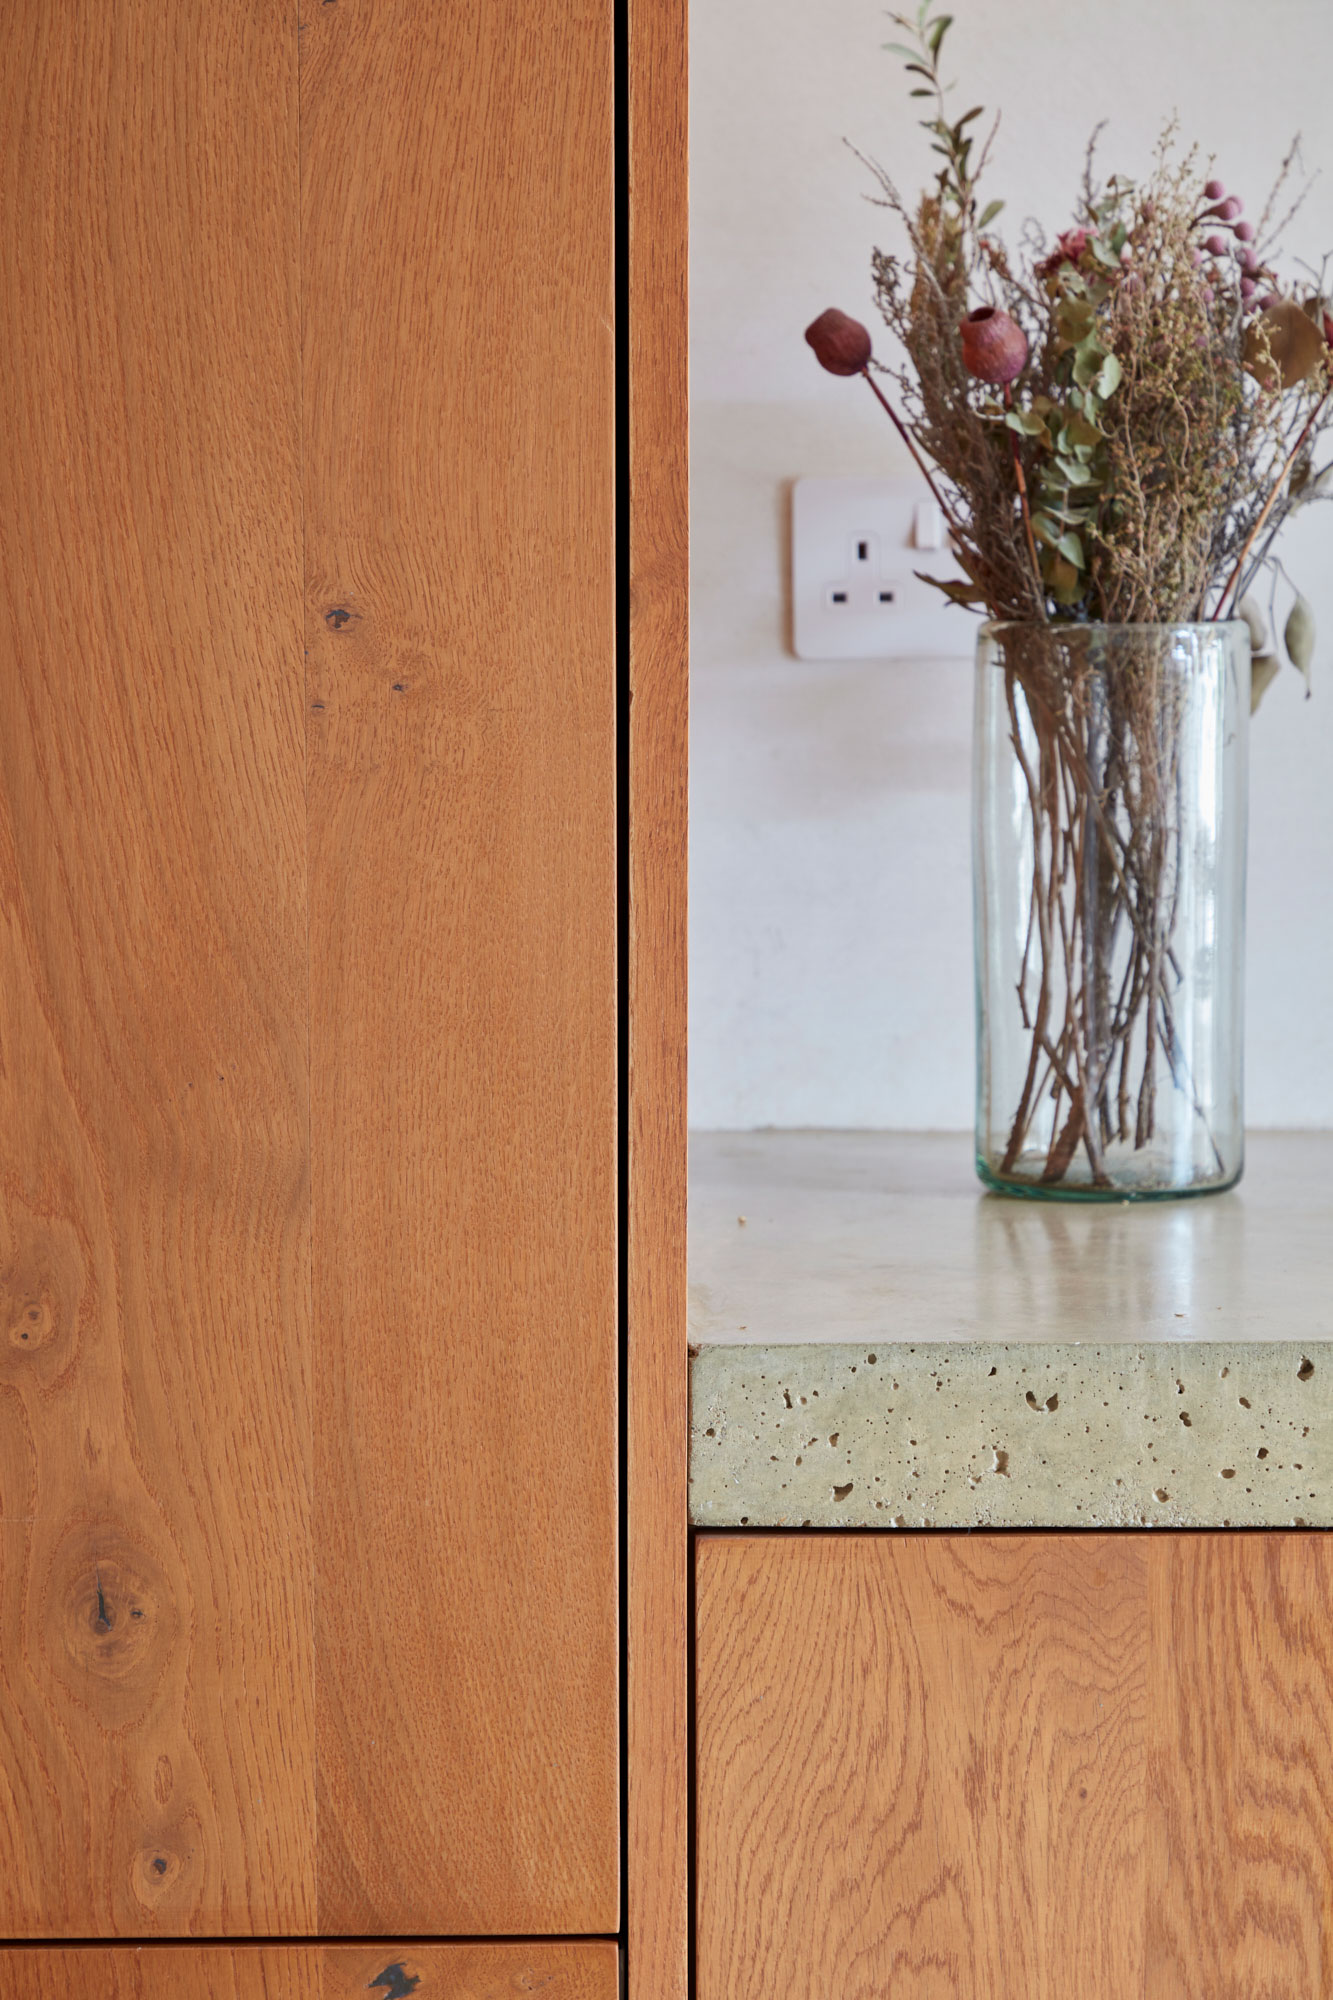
884,6 -> 1003,237
1011,278 -> 1124,603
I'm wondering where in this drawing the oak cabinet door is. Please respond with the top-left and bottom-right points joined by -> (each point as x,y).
697,1533 -> 1333,2000
0,0 -> 615,1940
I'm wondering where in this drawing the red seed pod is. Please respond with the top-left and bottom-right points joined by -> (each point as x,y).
958,305 -> 1029,385
804,308 -> 873,376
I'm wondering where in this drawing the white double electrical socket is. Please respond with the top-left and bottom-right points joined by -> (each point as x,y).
791,475 -> 978,661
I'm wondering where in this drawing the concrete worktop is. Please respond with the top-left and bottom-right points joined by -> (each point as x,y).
688,1131 -> 1333,1528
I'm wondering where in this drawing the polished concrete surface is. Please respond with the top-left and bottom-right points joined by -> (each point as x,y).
689,1130 -> 1333,1348
688,1131 -> 1333,1526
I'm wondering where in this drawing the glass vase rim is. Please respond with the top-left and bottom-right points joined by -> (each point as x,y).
979,617 -> 1249,639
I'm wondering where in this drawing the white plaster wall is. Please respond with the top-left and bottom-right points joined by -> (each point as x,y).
690,0 -> 1333,1129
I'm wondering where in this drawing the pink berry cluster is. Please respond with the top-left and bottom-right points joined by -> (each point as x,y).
1195,177 -> 1273,308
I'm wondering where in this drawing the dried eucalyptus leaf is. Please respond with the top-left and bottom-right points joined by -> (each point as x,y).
1250,654 -> 1281,714
1056,297 -> 1097,346
1095,353 -> 1123,399
1237,595 -> 1269,659
915,570 -> 988,607
1285,594 -> 1316,690
1244,300 -> 1326,392
1047,555 -> 1082,604
1064,412 -> 1103,452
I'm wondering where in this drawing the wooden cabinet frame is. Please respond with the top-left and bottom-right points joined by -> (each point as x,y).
627,2 -> 691,1998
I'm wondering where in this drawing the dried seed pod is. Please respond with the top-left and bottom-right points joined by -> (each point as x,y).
804,308 -> 873,376
1285,594 -> 1316,689
1244,299 -> 1327,390
958,306 -> 1029,385
1237,594 -> 1268,659
1250,654 -> 1280,713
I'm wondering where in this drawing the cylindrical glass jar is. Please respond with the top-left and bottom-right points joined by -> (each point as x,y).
973,622 -> 1249,1199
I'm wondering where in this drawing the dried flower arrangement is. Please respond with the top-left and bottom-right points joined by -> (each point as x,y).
805,10 -> 1332,1192
807,4 -> 1333,671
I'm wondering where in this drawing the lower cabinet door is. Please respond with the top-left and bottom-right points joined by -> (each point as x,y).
696,1533 -> 1333,2000
0,1944 -> 619,2000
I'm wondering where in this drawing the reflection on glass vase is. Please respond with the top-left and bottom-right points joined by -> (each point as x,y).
973,621 -> 1249,1199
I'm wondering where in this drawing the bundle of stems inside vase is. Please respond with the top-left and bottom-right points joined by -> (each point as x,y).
997,628 -> 1212,1187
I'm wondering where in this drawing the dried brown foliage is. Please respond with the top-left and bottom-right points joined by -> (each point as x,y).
862,15 -> 1333,642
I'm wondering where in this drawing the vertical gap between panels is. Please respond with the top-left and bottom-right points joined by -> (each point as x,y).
614,0 -> 632,1968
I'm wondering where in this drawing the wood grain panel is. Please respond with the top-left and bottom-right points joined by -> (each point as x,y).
321,1942 -> 619,2000
627,0 -> 690,1994
0,0 -> 312,1937
1147,1535 -> 1333,2000
0,1948 -> 315,2000
0,1943 -> 617,2000
697,1534 -> 1333,2000
697,1535 -> 1147,2000
301,0 -> 618,1935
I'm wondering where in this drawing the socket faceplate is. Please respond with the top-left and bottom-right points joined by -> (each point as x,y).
791,475 -> 978,661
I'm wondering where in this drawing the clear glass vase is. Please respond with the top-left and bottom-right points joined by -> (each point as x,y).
973,621 -> 1249,1199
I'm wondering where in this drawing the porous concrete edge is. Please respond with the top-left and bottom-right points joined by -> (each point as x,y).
689,1341 -> 1333,1529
